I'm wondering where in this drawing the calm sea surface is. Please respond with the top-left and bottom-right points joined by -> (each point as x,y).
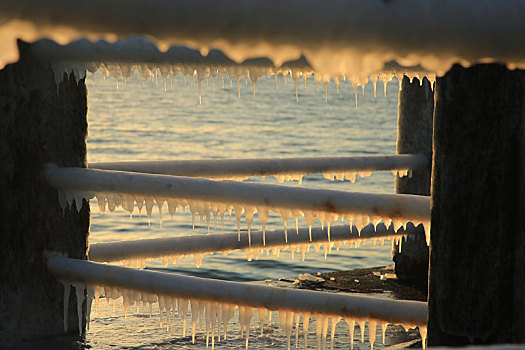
84,71 -> 420,349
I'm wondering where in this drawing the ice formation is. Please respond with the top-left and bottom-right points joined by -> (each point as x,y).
61,184 -> 428,247
3,0 -> 525,92
48,255 -> 428,350
88,223 -> 420,269
46,166 -> 430,246
7,37 -> 433,103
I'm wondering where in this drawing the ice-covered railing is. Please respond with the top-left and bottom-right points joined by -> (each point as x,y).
89,223 -> 422,267
45,165 -> 431,245
29,38 -> 429,104
2,0 -> 525,81
89,154 -> 427,184
47,254 -> 428,349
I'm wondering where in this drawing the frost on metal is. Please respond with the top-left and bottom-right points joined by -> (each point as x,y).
48,255 -> 428,350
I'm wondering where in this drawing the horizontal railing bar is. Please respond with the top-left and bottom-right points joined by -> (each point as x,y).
89,154 -> 427,179
45,165 -> 430,222
47,255 -> 428,325
3,0 -> 525,75
89,223 -> 421,262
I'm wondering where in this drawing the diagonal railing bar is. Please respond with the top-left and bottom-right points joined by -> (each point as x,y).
89,223 -> 421,263
89,154 -> 427,180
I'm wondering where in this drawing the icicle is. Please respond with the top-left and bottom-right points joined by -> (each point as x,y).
344,317 -> 355,350
303,313 -> 310,350
60,280 -> 71,333
369,320 -> 377,350
179,298 -> 189,337
234,205 -> 244,241
334,76 -> 340,95
144,197 -> 154,225
193,254 -> 204,268
419,326 -> 427,350
280,209 -> 292,243
381,323 -> 387,344
330,317 -> 339,350
304,211 -> 316,241
359,320 -> 366,342
167,199 -> 177,218
292,210 -> 302,234
257,206 -> 269,245
322,316 -> 329,350
257,307 -> 267,336
244,206 -> 256,247
190,300 -> 198,344
73,282 -> 85,336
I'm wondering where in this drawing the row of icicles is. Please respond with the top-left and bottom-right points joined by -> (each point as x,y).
160,169 -> 410,185
62,281 -> 426,350
55,60 -> 435,106
119,233 -> 410,269
59,189 -> 426,247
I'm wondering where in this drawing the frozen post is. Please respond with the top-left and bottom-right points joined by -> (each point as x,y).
428,64 -> 525,345
392,76 -> 433,288
0,41 -> 90,343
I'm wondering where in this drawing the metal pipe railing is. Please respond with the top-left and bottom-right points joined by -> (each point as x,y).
47,255 -> 428,326
89,223 -> 421,263
89,154 -> 427,180
45,165 -> 430,224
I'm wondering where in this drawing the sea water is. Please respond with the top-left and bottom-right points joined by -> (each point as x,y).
84,71 -> 421,349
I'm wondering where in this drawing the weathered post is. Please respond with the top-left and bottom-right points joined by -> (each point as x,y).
0,41 -> 90,343
428,64 -> 525,345
392,75 -> 433,288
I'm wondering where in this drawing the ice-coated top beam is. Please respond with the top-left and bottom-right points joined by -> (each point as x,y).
1,0 -> 525,78
47,255 -> 428,325
89,154 -> 428,180
45,165 -> 430,222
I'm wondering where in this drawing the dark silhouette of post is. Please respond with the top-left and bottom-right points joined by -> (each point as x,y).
0,41 -> 90,343
428,64 -> 525,345
392,76 -> 433,288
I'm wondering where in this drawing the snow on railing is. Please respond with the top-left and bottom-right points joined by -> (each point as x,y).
89,223 -> 422,268
47,254 -> 428,349
89,154 -> 427,184
45,165 -> 431,245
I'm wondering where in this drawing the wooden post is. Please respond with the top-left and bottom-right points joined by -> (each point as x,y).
428,64 -> 525,345
393,75 -> 433,288
0,41 -> 90,343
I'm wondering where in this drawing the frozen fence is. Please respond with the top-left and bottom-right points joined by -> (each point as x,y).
89,154 -> 427,183
47,255 -> 428,327
45,165 -> 430,244
89,223 -> 421,264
